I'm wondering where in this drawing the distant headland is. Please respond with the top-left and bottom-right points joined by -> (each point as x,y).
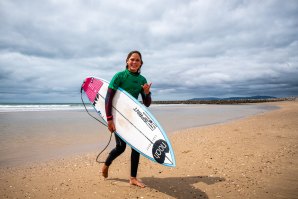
152,96 -> 297,104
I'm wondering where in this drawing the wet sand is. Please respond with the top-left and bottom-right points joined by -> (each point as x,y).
0,101 -> 297,198
0,104 -> 275,167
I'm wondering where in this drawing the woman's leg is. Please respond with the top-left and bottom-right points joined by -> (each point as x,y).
102,134 -> 126,178
130,149 -> 145,188
130,148 -> 140,177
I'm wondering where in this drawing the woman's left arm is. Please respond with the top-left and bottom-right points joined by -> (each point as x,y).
141,92 -> 151,107
141,83 -> 152,107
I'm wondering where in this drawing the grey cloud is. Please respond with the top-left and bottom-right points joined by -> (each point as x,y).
0,0 -> 298,102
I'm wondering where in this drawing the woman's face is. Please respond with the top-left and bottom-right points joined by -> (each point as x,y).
127,53 -> 142,73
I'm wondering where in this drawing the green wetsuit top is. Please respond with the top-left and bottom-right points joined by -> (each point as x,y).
109,69 -> 147,99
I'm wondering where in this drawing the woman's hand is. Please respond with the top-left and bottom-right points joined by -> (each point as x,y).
108,120 -> 116,133
142,83 -> 152,95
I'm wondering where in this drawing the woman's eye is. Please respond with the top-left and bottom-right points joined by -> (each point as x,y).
130,58 -> 140,62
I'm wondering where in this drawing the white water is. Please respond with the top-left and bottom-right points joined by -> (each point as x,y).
0,104 -> 87,112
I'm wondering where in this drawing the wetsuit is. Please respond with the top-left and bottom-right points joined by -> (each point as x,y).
104,69 -> 151,177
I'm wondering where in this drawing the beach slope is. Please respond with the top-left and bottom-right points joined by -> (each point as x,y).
1,101 -> 297,198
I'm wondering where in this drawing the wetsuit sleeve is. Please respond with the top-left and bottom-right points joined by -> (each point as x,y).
106,72 -> 123,121
105,88 -> 116,121
141,91 -> 152,107
109,72 -> 122,90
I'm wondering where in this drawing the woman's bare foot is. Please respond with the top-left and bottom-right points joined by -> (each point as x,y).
101,164 -> 109,178
130,177 -> 146,188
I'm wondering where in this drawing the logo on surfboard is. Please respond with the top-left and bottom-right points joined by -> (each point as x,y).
133,107 -> 157,131
152,139 -> 169,164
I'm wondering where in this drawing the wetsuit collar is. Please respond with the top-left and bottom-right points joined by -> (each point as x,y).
126,69 -> 139,76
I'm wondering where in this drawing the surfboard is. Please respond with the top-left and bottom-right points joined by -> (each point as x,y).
81,77 -> 176,167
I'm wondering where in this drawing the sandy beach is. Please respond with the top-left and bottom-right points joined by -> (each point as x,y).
1,101 -> 297,198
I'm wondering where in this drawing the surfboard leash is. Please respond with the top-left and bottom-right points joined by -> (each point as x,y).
80,85 -> 112,164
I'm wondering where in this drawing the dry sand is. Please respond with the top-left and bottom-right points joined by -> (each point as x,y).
1,101 -> 297,199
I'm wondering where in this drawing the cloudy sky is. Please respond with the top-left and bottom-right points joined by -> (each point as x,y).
1,0 -> 298,102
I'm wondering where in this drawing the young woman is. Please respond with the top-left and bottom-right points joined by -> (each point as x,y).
101,51 -> 152,188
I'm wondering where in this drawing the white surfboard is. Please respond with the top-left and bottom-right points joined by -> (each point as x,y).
82,77 -> 176,167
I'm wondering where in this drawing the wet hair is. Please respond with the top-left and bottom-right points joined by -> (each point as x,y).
126,50 -> 143,74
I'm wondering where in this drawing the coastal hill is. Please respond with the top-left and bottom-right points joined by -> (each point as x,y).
152,96 -> 296,104
189,96 -> 276,101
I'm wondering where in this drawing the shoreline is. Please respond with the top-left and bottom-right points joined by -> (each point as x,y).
1,101 -> 297,198
0,103 -> 277,168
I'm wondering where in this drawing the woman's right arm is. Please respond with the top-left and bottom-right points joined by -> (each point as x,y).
105,88 -> 116,133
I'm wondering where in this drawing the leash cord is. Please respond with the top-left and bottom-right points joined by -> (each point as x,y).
80,86 -> 112,164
